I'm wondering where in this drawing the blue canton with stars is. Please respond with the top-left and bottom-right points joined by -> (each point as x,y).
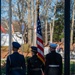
37,17 -> 42,36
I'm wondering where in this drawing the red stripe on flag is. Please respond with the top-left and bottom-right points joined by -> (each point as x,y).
37,44 -> 44,52
37,37 -> 43,44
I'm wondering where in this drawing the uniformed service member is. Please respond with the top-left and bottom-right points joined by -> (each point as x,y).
45,43 -> 62,75
6,42 -> 26,75
27,46 -> 44,75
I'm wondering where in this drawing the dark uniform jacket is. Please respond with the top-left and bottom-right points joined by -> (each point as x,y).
27,55 -> 44,75
45,51 -> 62,75
6,52 -> 26,75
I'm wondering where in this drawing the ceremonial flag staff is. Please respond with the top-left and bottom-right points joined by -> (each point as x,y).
36,0 -> 40,18
36,0 -> 45,65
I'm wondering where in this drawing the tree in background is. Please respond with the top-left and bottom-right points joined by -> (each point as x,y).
70,0 -> 75,45
1,0 -> 75,45
54,1 -> 64,42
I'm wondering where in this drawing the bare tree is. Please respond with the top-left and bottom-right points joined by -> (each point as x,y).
44,0 -> 48,44
50,0 -> 58,43
31,0 -> 36,46
27,0 -> 32,45
40,0 -> 52,44
70,0 -> 75,45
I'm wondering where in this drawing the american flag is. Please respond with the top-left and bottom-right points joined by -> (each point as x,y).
37,17 -> 45,64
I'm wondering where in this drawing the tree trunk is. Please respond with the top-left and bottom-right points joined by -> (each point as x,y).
50,0 -> 57,42
50,23 -> 52,43
44,0 -> 50,44
32,0 -> 36,46
33,0 -> 38,46
45,20 -> 48,44
28,0 -> 32,45
70,0 -> 75,45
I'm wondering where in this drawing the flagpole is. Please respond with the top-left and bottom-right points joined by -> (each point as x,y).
9,0 -> 12,55
36,0 -> 40,18
36,0 -> 45,65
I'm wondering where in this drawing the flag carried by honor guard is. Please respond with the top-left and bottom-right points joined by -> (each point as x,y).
37,16 -> 45,65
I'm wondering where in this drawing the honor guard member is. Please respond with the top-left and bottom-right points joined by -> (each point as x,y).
6,42 -> 26,75
45,43 -> 62,75
27,46 -> 44,75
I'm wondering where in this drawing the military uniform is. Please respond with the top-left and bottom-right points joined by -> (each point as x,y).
6,42 -> 26,75
45,43 -> 62,75
27,46 -> 44,75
